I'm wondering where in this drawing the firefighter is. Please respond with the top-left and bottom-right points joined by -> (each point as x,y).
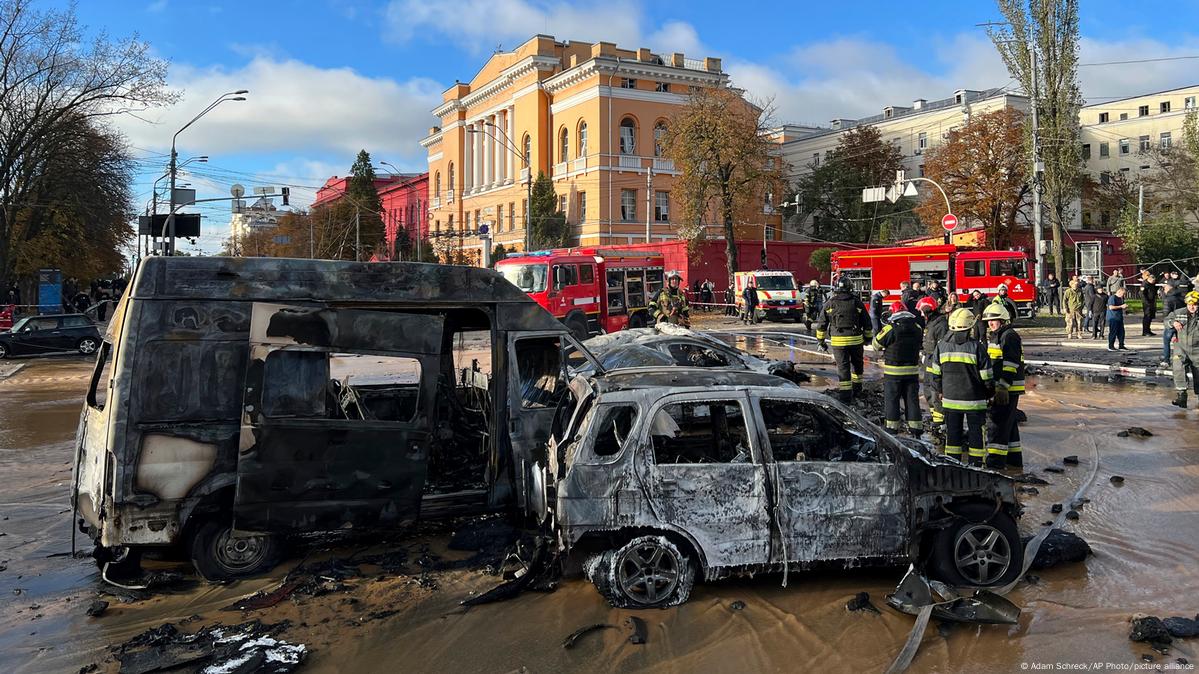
918,295 -> 948,429
993,284 -> 1019,326
983,303 -> 1026,469
927,308 -> 994,465
874,300 -> 924,434
803,279 -> 823,331
1169,291 -> 1199,408
657,271 -> 691,327
817,277 -> 873,402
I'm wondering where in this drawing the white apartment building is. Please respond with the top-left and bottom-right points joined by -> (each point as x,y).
230,196 -> 282,242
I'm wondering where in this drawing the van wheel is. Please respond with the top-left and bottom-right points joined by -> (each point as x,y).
586,535 -> 696,608
188,518 -> 281,581
565,314 -> 589,341
77,337 -> 98,355
93,545 -> 143,580
929,503 -> 1023,588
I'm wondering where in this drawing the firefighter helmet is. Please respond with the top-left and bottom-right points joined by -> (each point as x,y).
981,304 -> 1011,322
997,283 -> 1009,293
835,276 -> 853,292
948,308 -> 977,332
889,300 -> 906,314
666,270 -> 683,283
809,279 -> 819,288
915,296 -> 939,315
1187,290 -> 1199,305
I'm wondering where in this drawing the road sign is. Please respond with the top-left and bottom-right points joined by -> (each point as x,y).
941,213 -> 958,231
172,188 -> 196,206
862,187 -> 886,203
902,182 -> 919,198
230,184 -> 245,198
885,186 -> 899,203
254,186 -> 276,195
139,214 -> 201,237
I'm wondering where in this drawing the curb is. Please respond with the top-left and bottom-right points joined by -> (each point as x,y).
0,363 -> 27,380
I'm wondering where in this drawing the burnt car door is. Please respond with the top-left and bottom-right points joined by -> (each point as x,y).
236,303 -> 444,533
640,393 -> 772,568
753,395 -> 908,564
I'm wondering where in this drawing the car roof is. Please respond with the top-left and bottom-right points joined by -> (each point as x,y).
593,367 -> 802,394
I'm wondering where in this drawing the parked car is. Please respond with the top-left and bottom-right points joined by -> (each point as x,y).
0,313 -> 100,358
545,368 -> 1023,608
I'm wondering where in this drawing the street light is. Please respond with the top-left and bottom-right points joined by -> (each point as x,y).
468,122 -> 532,254
148,156 -> 208,255
166,90 -> 248,254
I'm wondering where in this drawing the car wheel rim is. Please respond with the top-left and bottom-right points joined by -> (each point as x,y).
212,528 -> 269,572
616,542 -> 680,605
79,340 -> 96,354
953,523 -> 1012,585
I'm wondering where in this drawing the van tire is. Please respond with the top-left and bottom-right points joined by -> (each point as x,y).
565,314 -> 589,341
928,503 -> 1022,588
585,535 -> 696,608
93,545 -> 143,580
188,518 -> 281,581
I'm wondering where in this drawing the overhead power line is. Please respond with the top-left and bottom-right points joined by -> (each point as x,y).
1079,55 -> 1199,67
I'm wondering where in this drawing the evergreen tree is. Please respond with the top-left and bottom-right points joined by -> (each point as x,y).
529,171 -> 569,250
344,150 -> 385,259
491,243 -> 508,267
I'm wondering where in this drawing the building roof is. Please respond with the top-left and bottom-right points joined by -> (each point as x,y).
1081,83 -> 1199,109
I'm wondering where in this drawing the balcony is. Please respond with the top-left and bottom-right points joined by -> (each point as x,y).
652,158 -> 675,172
446,189 -> 455,203
553,161 -> 567,176
618,154 -> 642,169
430,197 -> 442,209
572,156 -> 587,172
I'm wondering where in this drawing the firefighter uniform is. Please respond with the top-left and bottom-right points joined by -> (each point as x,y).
818,281 -> 873,401
985,307 -> 1026,469
873,308 -> 924,434
1169,292 -> 1199,408
921,304 -> 950,426
928,309 -> 994,465
656,286 -> 691,327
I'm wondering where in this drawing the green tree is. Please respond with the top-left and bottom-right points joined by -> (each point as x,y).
808,247 -> 835,278
529,171 -> 569,250
794,125 -> 916,243
989,0 -> 1084,276
1114,205 -> 1199,273
491,243 -> 508,267
345,150 -> 385,258
1141,108 -> 1199,225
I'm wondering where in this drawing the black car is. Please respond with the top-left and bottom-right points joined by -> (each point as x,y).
0,314 -> 101,358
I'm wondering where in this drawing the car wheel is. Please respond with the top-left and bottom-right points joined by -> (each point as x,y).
93,544 -> 143,581
930,503 -> 1023,588
565,314 -> 589,341
188,518 -> 281,581
77,337 -> 98,355
0,342 -> 7,359
586,535 -> 696,608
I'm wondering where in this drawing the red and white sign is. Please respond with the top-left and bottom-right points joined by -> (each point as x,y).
941,213 -> 958,231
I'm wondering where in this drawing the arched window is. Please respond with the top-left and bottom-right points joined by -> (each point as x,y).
654,122 -> 668,157
434,171 -> 441,195
559,127 -> 569,162
578,121 -> 588,157
522,134 -> 531,166
448,162 -> 455,191
619,118 -> 637,155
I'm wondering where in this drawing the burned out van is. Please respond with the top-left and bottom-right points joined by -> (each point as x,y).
73,257 -> 596,580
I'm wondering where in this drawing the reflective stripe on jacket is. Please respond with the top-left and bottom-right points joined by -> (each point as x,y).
873,313 -> 923,378
928,331 -> 994,410
817,290 -> 873,344
988,323 -> 1026,393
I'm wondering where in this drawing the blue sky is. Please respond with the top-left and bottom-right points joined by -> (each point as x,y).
59,0 -> 1199,252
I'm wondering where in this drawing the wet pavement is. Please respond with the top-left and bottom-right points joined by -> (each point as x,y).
1,344 -> 1197,673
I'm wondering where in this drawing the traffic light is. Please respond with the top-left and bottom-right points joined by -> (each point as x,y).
281,187 -> 290,206
760,247 -> 767,268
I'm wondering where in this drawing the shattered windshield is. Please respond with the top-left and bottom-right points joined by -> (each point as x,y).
500,264 -> 548,293
754,275 -> 795,291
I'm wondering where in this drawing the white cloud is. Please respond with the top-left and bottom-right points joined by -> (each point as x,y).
646,21 -> 704,56
113,56 -> 444,168
1077,37 -> 1199,103
146,0 -> 168,13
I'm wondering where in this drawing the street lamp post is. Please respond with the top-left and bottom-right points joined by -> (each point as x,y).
152,156 -> 206,254
468,123 -> 532,254
166,90 -> 247,254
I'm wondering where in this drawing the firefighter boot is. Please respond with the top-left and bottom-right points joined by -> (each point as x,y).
985,453 -> 1006,471
852,382 -> 863,399
1173,390 -> 1188,408
1006,448 -> 1024,468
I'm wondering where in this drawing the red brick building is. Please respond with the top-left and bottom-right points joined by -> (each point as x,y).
313,173 -> 429,260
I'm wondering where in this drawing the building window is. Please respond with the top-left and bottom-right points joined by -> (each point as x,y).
578,122 -> 588,157
521,198 -> 528,226
655,82 -> 669,93
812,152 -> 820,167
578,192 -> 586,223
1119,113 -> 1128,120
1081,143 -> 1091,160
654,191 -> 669,222
653,122 -> 667,157
1138,105 -> 1149,117
1098,142 -> 1109,158
1139,135 -> 1150,152
495,205 -> 503,232
434,171 -> 441,195
1098,112 -> 1109,123
448,163 -> 455,190
1119,138 -> 1129,155
1160,101 -> 1171,113
447,214 -> 454,233
621,189 -> 636,221
508,202 -> 515,231
559,128 -> 569,163
1186,96 -> 1197,110
621,78 -> 637,89
1119,167 -> 1130,176
619,118 -> 637,155
916,132 -> 927,154
522,134 -> 531,166
474,210 -> 480,233
558,194 -> 566,217
1161,132 -> 1172,149
1100,211 -> 1110,228
918,164 -> 925,177
1100,171 -> 1111,185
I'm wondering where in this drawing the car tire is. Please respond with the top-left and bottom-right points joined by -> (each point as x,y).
77,337 -> 98,355
0,342 -> 7,359
565,314 -> 589,341
585,535 -> 696,608
929,503 -> 1023,588
93,544 -> 143,581
188,518 -> 281,581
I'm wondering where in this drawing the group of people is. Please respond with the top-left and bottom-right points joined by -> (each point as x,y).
1059,268 -> 1196,357
817,276 -> 1026,470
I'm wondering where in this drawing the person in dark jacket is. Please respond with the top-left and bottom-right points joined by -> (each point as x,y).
918,295 -> 949,429
1169,291 -> 1199,408
741,279 -> 759,325
1082,277 -> 1097,331
869,291 -> 885,336
925,280 -> 948,307
968,289 -> 989,342
803,280 -> 824,331
817,277 -> 873,402
875,301 -> 925,435
983,303 -> 1026,469
1040,273 -> 1061,315
1089,287 -> 1108,339
1141,269 -> 1158,337
928,308 -> 994,465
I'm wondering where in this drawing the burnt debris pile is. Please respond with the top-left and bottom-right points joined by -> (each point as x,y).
110,619 -> 305,674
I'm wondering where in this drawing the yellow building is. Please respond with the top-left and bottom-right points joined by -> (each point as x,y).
421,34 -> 777,262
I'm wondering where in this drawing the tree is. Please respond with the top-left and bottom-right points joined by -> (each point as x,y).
794,125 -> 916,243
1114,206 -> 1199,274
491,243 -> 508,267
662,86 -> 784,283
528,171 -> 569,250
808,247 -> 835,280
344,150 -> 385,259
1140,108 -> 1199,225
917,108 -> 1031,248
989,0 -> 1084,276
0,0 -> 174,280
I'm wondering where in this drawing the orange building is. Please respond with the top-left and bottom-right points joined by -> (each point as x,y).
421,34 -> 780,264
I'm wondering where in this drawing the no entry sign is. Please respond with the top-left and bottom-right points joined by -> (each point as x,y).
941,213 -> 958,231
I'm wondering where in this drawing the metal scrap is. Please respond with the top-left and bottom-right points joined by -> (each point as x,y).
562,623 -> 616,649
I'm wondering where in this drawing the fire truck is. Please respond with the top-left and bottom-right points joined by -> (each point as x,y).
495,249 -> 665,339
831,245 -> 1037,318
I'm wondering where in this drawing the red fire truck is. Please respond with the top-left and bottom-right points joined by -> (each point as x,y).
832,245 -> 1038,318
495,249 -> 665,339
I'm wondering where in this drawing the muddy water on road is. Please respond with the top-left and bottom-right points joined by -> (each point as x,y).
1,351 -> 1197,673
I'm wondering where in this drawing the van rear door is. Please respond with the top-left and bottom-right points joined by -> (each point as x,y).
235,303 -> 444,533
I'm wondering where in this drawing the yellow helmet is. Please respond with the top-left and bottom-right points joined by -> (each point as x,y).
949,308 -> 977,332
1187,291 -> 1199,305
981,304 -> 1011,322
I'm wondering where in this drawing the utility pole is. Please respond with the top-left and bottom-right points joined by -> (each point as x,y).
645,167 -> 653,243
1137,183 -> 1144,227
355,206 -> 361,262
1029,42 -> 1046,283
309,215 -> 315,258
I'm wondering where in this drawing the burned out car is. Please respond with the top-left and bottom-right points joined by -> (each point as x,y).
547,369 -> 1023,608
73,257 -> 596,581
